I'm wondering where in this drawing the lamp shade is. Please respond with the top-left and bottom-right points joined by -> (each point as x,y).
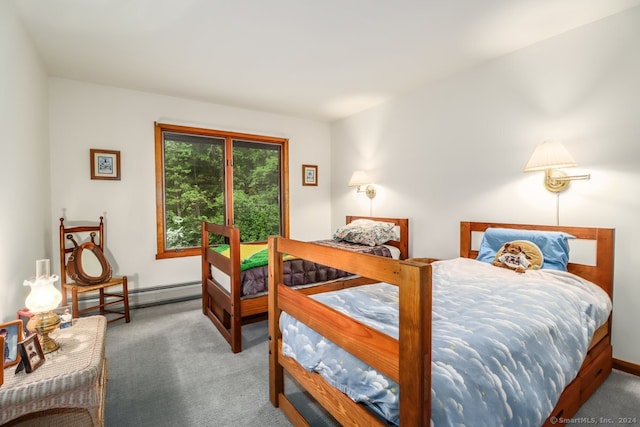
524,141 -> 577,172
348,170 -> 371,186
24,259 -> 62,313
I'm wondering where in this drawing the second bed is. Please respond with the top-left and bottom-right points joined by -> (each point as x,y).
201,215 -> 409,353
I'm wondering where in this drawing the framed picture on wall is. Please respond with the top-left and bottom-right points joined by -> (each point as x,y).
90,149 -> 121,180
302,164 -> 317,186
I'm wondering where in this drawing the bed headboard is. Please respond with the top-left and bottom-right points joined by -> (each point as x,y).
346,216 -> 410,260
459,222 -> 615,298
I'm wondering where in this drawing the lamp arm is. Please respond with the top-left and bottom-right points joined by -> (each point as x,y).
543,169 -> 591,193
551,173 -> 591,182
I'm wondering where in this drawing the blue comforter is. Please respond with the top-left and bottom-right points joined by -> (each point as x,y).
279,257 -> 612,426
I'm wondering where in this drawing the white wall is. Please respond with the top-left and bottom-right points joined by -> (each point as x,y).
331,8 -> 640,363
48,79 -> 332,299
0,2 -> 51,321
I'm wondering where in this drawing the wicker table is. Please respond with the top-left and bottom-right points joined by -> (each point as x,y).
0,316 -> 107,426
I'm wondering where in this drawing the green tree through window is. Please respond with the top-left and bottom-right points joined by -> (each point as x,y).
155,123 -> 289,259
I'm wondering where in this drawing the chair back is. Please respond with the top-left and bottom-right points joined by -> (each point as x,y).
59,217 -> 109,286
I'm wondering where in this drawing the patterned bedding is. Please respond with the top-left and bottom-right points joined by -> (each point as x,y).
226,240 -> 393,297
279,257 -> 612,426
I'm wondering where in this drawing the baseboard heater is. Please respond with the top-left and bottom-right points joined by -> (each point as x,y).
71,281 -> 201,311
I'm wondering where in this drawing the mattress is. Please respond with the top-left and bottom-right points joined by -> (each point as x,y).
211,242 -> 400,297
279,257 -> 612,426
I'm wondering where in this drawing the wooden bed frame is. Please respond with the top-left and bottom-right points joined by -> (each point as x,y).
201,215 -> 409,353
268,221 -> 614,426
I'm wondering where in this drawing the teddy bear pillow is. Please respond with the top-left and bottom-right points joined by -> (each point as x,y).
492,240 -> 544,273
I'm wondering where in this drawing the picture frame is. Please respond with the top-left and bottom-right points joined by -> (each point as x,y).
17,308 -> 34,336
1,336 -> 4,386
90,148 -> 121,180
302,164 -> 318,186
54,305 -> 73,329
1,319 -> 23,368
17,334 -> 45,374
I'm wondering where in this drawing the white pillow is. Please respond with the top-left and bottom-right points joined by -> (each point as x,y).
333,219 -> 399,246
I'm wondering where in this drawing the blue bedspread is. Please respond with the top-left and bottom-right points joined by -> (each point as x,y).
279,257 -> 612,426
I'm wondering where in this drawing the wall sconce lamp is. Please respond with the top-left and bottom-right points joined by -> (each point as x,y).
524,141 -> 590,193
348,170 -> 376,199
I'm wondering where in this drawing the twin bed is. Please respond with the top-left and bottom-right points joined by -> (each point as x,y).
267,221 -> 614,426
201,216 -> 410,353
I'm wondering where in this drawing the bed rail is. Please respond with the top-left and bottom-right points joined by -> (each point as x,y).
268,236 -> 432,426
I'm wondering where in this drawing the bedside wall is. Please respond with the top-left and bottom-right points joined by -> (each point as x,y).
330,7 -> 640,363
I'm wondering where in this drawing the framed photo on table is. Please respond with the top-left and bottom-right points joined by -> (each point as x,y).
54,306 -> 73,329
302,164 -> 317,186
1,336 -> 4,385
17,334 -> 45,373
90,148 -> 121,180
1,319 -> 23,368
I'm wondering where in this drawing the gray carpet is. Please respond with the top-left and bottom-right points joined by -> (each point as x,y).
105,299 -> 640,426
105,299 -> 291,427
569,369 -> 640,426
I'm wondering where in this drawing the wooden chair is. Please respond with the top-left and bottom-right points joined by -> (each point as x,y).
59,217 -> 130,323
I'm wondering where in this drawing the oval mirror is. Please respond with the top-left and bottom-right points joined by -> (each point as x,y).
81,248 -> 103,278
68,242 -> 112,285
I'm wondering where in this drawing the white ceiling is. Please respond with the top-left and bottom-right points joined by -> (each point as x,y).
12,0 -> 640,122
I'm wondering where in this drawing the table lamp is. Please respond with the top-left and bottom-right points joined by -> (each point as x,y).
24,259 -> 62,353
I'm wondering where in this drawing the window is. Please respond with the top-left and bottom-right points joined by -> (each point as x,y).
154,123 -> 289,259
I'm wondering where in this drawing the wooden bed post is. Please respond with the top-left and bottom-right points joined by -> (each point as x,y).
229,226 -> 242,353
460,221 -> 471,257
399,260 -> 432,426
268,236 -> 284,407
201,221 -> 209,316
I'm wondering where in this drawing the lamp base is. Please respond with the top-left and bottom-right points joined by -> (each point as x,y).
27,311 -> 61,354
365,184 -> 376,199
544,170 -> 570,193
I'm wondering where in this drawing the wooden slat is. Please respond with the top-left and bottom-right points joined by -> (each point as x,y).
278,394 -> 310,427
279,345 -> 384,427
278,283 -> 400,381
276,238 -> 403,286
240,295 -> 268,317
206,279 -> 232,313
268,236 -> 284,407
205,249 -> 232,275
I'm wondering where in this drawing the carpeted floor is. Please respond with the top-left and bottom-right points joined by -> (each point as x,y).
105,299 -> 291,427
105,299 -> 640,427
569,369 -> 640,426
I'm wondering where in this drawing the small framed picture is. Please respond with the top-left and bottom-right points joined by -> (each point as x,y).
90,148 -> 121,180
17,334 -> 45,373
1,319 -> 23,368
1,335 -> 4,386
54,306 -> 73,329
302,164 -> 318,186
17,308 -> 34,336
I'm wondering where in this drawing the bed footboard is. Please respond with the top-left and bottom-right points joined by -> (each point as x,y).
201,221 -> 244,352
268,236 -> 432,426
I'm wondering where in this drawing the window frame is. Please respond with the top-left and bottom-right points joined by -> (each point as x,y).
154,122 -> 289,259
